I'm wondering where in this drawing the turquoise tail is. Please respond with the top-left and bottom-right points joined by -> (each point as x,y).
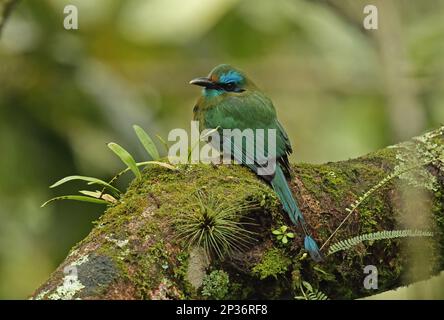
271,165 -> 323,262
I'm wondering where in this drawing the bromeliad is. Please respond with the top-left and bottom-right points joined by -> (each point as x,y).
190,64 -> 322,262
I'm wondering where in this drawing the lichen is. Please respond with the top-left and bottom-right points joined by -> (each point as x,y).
48,278 -> 85,300
32,289 -> 49,300
47,254 -> 89,300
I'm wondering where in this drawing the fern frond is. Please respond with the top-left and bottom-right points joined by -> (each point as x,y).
296,281 -> 329,300
307,291 -> 329,300
320,156 -> 439,251
328,229 -> 433,255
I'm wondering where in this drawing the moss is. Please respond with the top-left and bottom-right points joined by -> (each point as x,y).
252,248 -> 291,280
173,251 -> 194,296
294,156 -> 397,247
358,190 -> 394,234
430,183 -> 444,271
91,164 -> 274,244
297,164 -> 348,206
130,240 -> 170,298
70,163 -> 276,299
31,127 -> 444,300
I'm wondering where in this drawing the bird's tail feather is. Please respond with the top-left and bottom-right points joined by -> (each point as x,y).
271,165 -> 323,262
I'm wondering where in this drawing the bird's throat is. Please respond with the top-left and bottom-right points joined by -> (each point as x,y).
203,88 -> 223,98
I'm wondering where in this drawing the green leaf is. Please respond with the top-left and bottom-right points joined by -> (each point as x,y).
50,175 -> 120,195
133,125 -> 160,160
79,191 -> 117,204
41,195 -> 109,207
281,225 -> 288,232
272,229 -> 282,235
302,281 -> 313,293
137,161 -> 177,171
79,190 -> 102,198
156,134 -> 169,153
107,142 -> 141,179
327,229 -> 433,255
103,160 -> 177,193
313,266 -> 335,281
277,235 -> 283,240
286,232 -> 295,238
201,127 -> 220,141
282,236 -> 288,244
313,266 -> 328,275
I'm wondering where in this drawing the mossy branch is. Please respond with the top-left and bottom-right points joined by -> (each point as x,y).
31,127 -> 444,300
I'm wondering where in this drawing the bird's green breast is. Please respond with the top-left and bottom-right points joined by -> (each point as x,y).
193,90 -> 292,159
194,91 -> 276,130
193,95 -> 220,129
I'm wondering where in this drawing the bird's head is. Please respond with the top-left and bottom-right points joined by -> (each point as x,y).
190,64 -> 255,98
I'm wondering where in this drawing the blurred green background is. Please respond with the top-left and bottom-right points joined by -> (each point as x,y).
0,0 -> 443,299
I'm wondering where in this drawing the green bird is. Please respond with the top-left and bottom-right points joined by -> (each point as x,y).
190,64 -> 322,262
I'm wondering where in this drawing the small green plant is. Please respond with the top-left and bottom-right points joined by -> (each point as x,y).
272,225 -> 295,244
252,248 -> 291,280
107,142 -> 141,179
133,125 -> 160,160
201,270 -> 230,300
328,229 -> 433,255
295,281 -> 329,300
175,190 -> 256,260
42,125 -> 176,207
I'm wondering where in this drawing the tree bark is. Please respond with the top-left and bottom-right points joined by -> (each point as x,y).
31,127 -> 444,300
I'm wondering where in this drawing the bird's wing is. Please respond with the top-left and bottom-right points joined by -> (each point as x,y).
204,91 -> 293,178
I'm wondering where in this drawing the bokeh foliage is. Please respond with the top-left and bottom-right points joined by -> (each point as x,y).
0,0 -> 443,298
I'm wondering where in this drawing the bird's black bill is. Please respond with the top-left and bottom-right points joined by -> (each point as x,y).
189,77 -> 218,89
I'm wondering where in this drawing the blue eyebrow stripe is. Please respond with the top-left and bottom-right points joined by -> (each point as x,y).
219,70 -> 243,84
